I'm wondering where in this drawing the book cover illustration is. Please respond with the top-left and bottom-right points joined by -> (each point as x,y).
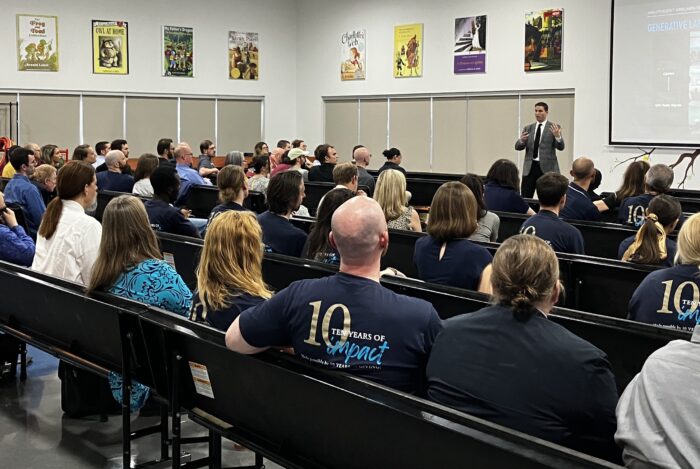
17,15 -> 58,72
229,31 -> 259,80
163,26 -> 193,77
394,23 -> 423,78
92,20 -> 129,74
454,16 -> 486,74
525,9 -> 563,72
341,29 -> 366,81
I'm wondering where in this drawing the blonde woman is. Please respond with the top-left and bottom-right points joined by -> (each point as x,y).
88,195 -> 192,412
206,165 -> 249,230
31,164 -> 57,206
191,210 -> 272,331
40,144 -> 64,169
373,169 -> 421,231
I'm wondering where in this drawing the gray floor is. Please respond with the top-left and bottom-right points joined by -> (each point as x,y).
0,347 -> 283,468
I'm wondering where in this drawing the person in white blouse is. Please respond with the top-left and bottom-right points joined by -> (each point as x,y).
132,153 -> 159,197
32,161 -> 102,285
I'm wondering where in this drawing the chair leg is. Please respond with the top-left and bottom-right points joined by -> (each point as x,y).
19,342 -> 27,381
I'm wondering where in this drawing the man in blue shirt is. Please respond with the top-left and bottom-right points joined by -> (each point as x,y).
257,171 -> 307,257
226,196 -> 443,394
96,150 -> 134,193
560,157 -> 601,221
520,172 -> 585,254
618,164 -> 674,227
174,142 -> 212,205
3,147 -> 45,238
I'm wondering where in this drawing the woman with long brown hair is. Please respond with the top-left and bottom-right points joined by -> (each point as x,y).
40,144 -> 64,169
88,195 -> 192,412
32,161 -> 101,285
595,160 -> 650,212
132,153 -> 159,197
191,210 -> 272,331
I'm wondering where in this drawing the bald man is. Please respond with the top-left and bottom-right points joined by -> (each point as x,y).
559,157 -> 601,222
96,150 -> 134,192
353,146 -> 375,196
226,196 -> 442,394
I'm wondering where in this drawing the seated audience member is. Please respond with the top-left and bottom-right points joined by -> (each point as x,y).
317,162 -> 362,211
287,148 -> 309,181
257,171 -> 307,256
268,147 -> 285,171
32,161 -> 101,285
144,166 -> 200,238
588,168 -> 603,201
253,141 -> 269,157
4,147 -> 45,237
520,172 -> 585,254
292,139 -> 307,151
96,150 -> 134,193
132,153 -> 159,197
226,196 -> 443,394
308,144 -> 338,182
156,138 -> 175,167
191,211 -> 272,331
460,173 -> 500,242
618,163 -> 674,226
248,155 -> 271,195
618,195 -> 681,267
71,144 -> 97,165
353,146 -> 375,196
198,139 -> 219,180
207,165 -> 249,229
304,188 -> 355,265
377,147 -> 407,176
560,157 -> 601,221
628,213 -> 700,331
1,145 -> 21,178
31,164 -> 57,206
595,160 -> 650,212
40,144 -> 64,170
88,195 -> 192,411
93,141 -> 109,169
616,325 -> 700,468
174,142 -> 212,203
483,159 -> 536,215
95,139 -> 132,175
270,150 -> 293,177
374,169 -> 421,232
0,191 -> 35,267
224,150 -> 245,168
426,235 -> 619,461
415,182 -> 492,292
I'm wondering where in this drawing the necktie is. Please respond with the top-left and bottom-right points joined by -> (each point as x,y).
533,123 -> 542,161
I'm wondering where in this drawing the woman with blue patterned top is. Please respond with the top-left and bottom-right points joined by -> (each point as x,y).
88,195 -> 192,411
302,188 -> 355,265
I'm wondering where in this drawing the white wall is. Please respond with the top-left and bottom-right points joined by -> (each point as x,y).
295,0 -> 699,191
0,0 -> 298,147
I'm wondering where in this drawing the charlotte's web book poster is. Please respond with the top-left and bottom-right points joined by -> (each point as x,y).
229,31 -> 259,80
394,23 -> 423,78
92,20 -> 129,74
17,15 -> 58,72
341,29 -> 366,81
163,26 -> 193,77
454,16 -> 486,74
525,9 -> 563,72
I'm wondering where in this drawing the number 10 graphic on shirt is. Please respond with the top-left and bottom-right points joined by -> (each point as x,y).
304,301 -> 390,366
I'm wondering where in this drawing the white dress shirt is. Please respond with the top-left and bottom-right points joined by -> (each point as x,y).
615,327 -> 700,468
32,200 -> 102,285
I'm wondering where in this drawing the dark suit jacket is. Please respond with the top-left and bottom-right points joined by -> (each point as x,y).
515,121 -> 565,176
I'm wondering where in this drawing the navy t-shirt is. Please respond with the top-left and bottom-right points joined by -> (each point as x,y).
484,182 -> 529,214
629,264 -> 700,331
426,305 -> 619,460
618,193 -> 654,226
190,290 -> 266,332
96,171 -> 135,193
618,235 -> 677,267
520,210 -> 584,254
144,199 -> 200,238
413,236 -> 492,291
257,211 -> 307,257
560,183 -> 600,222
238,272 -> 443,394
206,201 -> 247,229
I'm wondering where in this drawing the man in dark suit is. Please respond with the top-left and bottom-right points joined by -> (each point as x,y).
515,102 -> 565,198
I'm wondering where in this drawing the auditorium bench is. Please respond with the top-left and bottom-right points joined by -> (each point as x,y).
154,232 -> 690,394
0,260 -> 623,468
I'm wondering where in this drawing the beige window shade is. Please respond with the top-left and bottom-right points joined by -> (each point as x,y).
126,97 -> 177,158
181,99 -> 215,152
83,96 -> 124,148
389,98 -> 431,172
217,100 -> 262,155
20,94 -> 80,151
432,97 -> 467,174
359,99 -> 388,170
519,95 -> 575,175
325,100 -> 358,161
467,97 -> 519,176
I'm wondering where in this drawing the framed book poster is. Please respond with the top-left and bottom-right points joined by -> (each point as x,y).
92,20 -> 129,74
17,14 -> 58,72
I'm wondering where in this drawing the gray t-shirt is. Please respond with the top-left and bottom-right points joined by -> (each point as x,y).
468,211 -> 500,243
